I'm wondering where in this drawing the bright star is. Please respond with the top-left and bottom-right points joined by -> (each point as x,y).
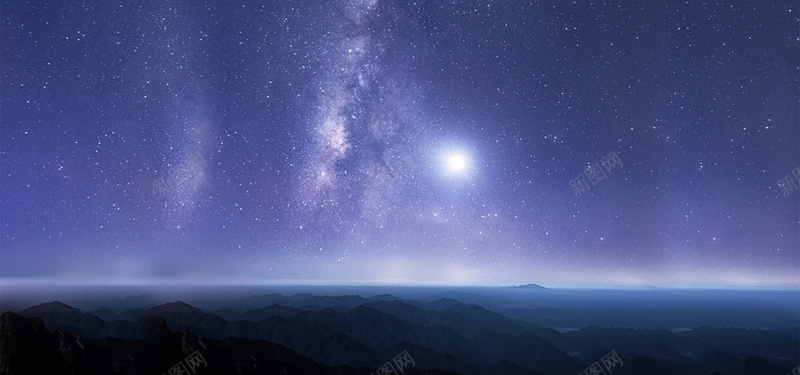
448,155 -> 466,171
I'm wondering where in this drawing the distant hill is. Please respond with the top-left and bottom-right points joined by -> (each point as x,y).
508,284 -> 549,290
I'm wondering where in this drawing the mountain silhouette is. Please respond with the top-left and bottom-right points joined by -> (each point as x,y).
6,294 -> 798,375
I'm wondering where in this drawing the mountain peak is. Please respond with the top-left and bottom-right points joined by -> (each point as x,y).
20,301 -> 81,315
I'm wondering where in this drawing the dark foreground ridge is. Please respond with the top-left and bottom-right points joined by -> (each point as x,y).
0,311 -> 460,375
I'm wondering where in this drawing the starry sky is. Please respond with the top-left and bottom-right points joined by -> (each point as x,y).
1,0 -> 798,288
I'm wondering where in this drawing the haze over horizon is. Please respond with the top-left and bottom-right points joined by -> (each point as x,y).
2,0 -> 798,289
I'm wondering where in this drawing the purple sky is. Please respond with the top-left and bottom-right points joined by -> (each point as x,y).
1,0 -> 798,288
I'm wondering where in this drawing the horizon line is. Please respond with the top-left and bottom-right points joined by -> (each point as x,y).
1,277 -> 798,291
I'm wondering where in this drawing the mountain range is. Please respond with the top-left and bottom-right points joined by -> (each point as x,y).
2,293 -> 797,375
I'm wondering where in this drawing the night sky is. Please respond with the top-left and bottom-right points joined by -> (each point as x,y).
1,0 -> 798,288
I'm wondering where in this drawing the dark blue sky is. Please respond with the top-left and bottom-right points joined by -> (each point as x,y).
1,0 -> 798,287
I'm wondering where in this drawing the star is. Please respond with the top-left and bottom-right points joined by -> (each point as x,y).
448,155 -> 466,171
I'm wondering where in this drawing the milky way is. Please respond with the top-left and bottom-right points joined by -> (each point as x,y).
294,0 -> 418,230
